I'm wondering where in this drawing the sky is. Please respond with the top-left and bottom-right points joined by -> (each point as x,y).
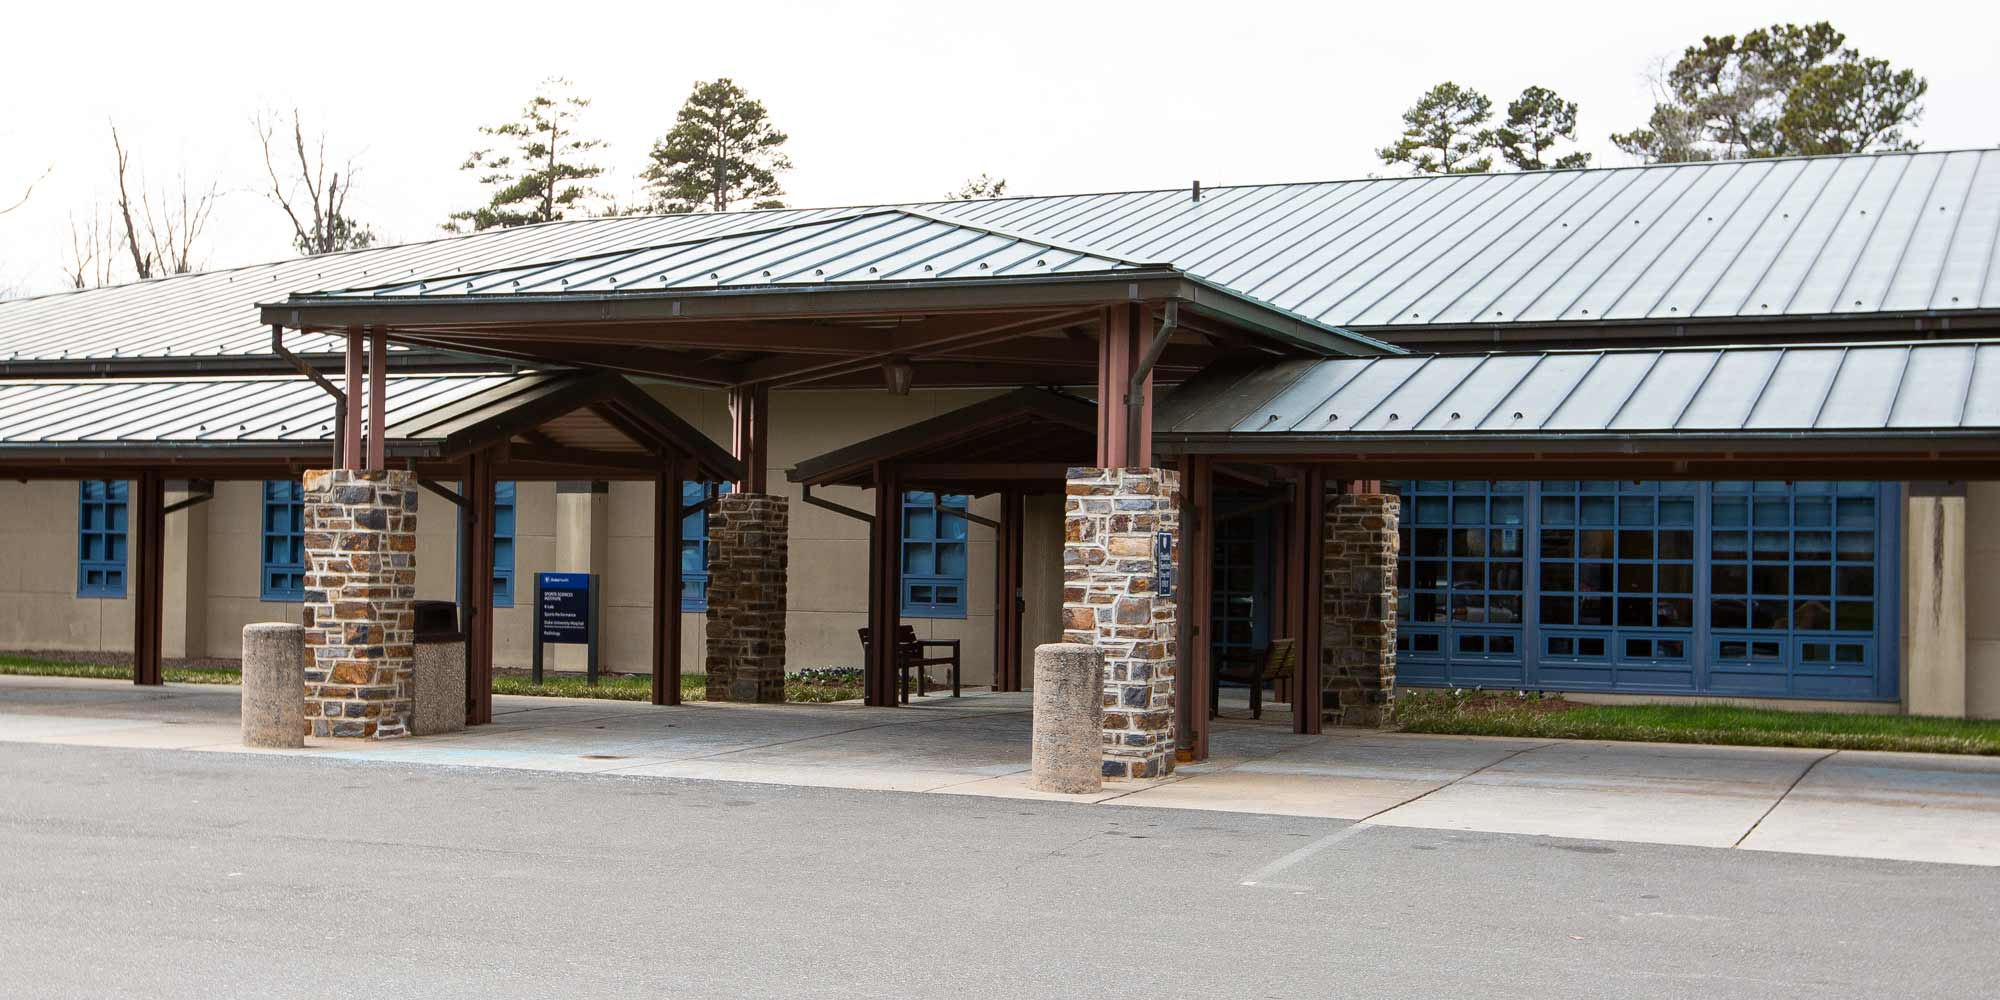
1,0 -> 1994,297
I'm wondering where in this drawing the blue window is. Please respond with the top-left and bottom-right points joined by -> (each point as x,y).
1395,480 -> 1898,701
492,482 -> 516,608
901,491 -> 968,618
260,480 -> 307,601
77,480 -> 128,598
680,481 -> 732,612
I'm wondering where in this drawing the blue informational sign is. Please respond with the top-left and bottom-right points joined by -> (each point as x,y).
537,573 -> 592,644
1154,531 -> 1176,600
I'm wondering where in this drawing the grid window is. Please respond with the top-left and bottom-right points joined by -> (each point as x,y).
1709,481 -> 1878,673
679,481 -> 732,612
1537,481 -> 1696,662
902,491 -> 968,618
492,482 -> 516,608
1395,481 -> 1525,660
77,480 -> 128,598
260,480 -> 307,601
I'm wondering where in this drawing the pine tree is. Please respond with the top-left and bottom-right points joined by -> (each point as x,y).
447,78 -> 606,232
642,78 -> 791,214
1377,82 -> 1495,175
1490,87 -> 1592,170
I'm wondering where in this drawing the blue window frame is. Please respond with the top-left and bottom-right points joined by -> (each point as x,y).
680,481 -> 732,612
492,482 -> 516,608
77,480 -> 128,598
901,491 -> 968,618
1395,480 -> 1899,701
260,480 -> 307,601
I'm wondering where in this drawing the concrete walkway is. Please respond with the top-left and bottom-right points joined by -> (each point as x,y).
4,673 -> 1999,867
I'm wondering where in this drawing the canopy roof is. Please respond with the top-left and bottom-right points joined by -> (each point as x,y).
789,387 -> 1097,493
6,149 -> 1995,378
1156,340 -> 2000,479
0,370 -> 741,481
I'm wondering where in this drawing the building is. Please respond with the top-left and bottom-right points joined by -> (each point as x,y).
4,148 -> 2000,766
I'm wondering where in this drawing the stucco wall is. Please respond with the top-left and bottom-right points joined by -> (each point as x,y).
0,480 -> 133,652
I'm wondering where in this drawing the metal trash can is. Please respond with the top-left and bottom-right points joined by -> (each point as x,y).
411,600 -> 466,735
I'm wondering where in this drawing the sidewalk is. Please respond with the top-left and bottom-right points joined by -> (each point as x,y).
4,672 -> 1999,867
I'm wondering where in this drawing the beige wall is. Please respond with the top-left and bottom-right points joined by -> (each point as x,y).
0,480 -> 133,652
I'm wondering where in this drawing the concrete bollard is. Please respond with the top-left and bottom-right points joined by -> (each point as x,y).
241,623 -> 306,748
1030,642 -> 1105,794
411,639 -> 467,736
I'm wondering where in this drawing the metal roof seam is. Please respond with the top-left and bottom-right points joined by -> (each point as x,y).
1919,153 -> 1983,309
1870,153 -> 1953,312
1770,157 -> 1884,316
1236,178 -> 1442,304
1205,180 -> 1405,290
1595,161 -> 1747,320
1273,357 -> 1375,433
1471,353 -> 1545,429
1806,346 -> 1851,429
1735,349 -> 1790,429
1602,350 -> 1666,428
1537,352 -> 1606,429
1954,345 -> 1984,427
1643,160 -> 1783,318
1978,158 -> 2000,309
1461,167 -> 1651,323
1514,167 -> 1681,322
1282,176 -> 1495,316
1820,153 -> 1917,314
1305,172 -> 1531,323
1879,344 -> 1917,426
1347,355 -> 1436,430
1545,166 -> 1718,321
1360,169 -> 1584,324
1411,354 -> 1492,428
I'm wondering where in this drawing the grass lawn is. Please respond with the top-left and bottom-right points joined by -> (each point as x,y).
0,655 -> 867,704
1395,689 -> 2000,755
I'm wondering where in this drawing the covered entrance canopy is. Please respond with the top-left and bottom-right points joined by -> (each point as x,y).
789,387 -> 1097,701
0,370 -> 741,720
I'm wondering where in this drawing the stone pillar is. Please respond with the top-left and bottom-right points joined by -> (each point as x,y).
1907,483 -> 1967,717
1031,643 -> 1106,794
554,482 -> 608,671
1063,467 -> 1180,781
301,469 -> 418,738
704,493 -> 789,702
1322,490 -> 1399,727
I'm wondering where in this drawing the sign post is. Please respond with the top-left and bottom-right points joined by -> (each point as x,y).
531,572 -> 599,685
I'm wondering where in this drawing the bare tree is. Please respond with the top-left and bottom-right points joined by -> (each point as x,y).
255,109 -> 374,255
110,122 -> 219,279
1,163 -> 51,216
63,203 -> 121,289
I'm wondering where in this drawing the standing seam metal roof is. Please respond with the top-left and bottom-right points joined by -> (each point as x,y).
1155,340 -> 2000,436
4,149 -> 1998,364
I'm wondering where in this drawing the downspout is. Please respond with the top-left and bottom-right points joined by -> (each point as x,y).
1126,300 -> 1180,464
271,323 -> 348,470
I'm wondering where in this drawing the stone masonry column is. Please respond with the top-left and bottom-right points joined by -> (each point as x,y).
1062,467 -> 1180,780
301,469 -> 418,738
1322,489 -> 1399,727
704,493 -> 789,702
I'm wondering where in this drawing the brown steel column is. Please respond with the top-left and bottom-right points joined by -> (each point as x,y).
343,328 -> 364,470
1176,454 -> 1214,761
992,488 -> 1025,692
1094,307 -> 1134,468
652,458 -> 685,706
865,462 -> 902,706
1290,466 -> 1328,736
132,472 -> 166,686
728,384 -> 771,494
366,330 -> 388,471
463,449 -> 498,725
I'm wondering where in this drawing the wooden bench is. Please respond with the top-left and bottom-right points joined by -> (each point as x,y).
858,624 -> 962,702
1211,638 -> 1296,720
